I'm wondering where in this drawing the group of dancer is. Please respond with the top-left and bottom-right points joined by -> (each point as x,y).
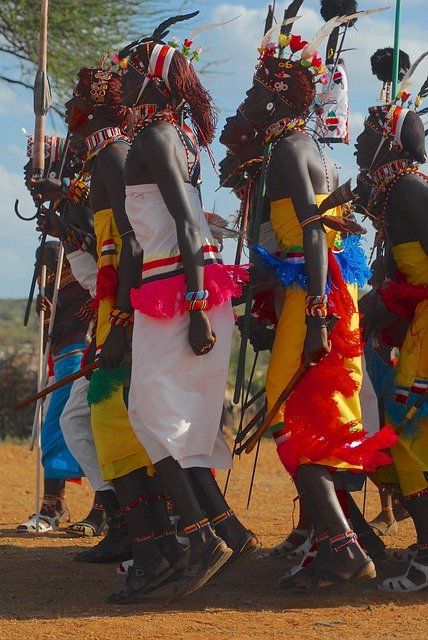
18,1 -> 428,602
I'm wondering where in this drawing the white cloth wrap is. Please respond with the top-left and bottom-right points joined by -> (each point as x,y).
67,250 -> 98,298
60,376 -> 113,492
360,354 -> 381,437
126,182 -> 234,468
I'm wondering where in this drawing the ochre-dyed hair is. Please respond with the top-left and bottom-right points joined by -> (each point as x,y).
74,68 -> 131,130
368,108 -> 427,164
256,59 -> 316,116
133,42 -> 216,146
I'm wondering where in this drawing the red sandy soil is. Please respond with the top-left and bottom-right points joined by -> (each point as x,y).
0,441 -> 427,640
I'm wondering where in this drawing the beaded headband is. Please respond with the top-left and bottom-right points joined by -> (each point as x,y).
26,134 -> 65,160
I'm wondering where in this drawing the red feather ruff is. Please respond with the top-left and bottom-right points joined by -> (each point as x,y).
379,274 -> 428,321
92,265 -> 118,309
275,250 -> 397,477
252,290 -> 278,326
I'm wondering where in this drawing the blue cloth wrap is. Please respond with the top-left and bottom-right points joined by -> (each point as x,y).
41,343 -> 85,479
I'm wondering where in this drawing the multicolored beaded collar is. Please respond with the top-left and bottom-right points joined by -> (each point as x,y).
85,126 -> 124,153
264,116 -> 306,145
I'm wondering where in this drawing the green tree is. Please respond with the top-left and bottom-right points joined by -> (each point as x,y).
0,0 -> 186,110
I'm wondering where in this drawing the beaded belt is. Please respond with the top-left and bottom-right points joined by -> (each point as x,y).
52,348 -> 85,364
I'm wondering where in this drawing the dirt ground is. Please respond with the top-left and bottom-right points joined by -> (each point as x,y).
0,441 -> 427,640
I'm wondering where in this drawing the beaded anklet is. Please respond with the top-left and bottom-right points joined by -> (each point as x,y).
41,494 -> 58,511
146,492 -> 167,505
330,530 -> 357,553
152,528 -> 176,540
183,517 -> 210,535
131,533 -> 153,545
119,495 -> 146,514
211,510 -> 235,528
315,532 -> 329,544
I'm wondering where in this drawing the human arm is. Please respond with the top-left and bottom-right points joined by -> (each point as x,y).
139,125 -> 215,356
272,144 -> 330,365
93,142 -> 141,369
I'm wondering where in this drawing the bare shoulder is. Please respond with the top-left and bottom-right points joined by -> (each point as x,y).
96,139 -> 130,172
390,171 -> 428,202
136,121 -> 177,151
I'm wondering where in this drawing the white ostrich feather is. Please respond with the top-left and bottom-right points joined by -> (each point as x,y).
188,16 -> 240,41
396,50 -> 428,98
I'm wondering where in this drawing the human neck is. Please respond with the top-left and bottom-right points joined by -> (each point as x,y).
370,155 -> 415,187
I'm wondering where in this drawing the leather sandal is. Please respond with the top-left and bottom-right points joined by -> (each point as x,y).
168,536 -> 232,603
379,559 -> 428,592
268,528 -> 311,558
302,557 -> 377,590
107,558 -> 175,604
369,516 -> 398,537
66,518 -> 107,538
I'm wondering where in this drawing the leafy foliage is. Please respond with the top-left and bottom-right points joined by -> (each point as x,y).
0,0 -> 181,107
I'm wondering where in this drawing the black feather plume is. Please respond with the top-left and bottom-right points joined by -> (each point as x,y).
151,11 -> 199,42
320,0 -> 358,22
417,76 -> 428,100
118,11 -> 199,58
281,0 -> 304,36
370,47 -> 410,83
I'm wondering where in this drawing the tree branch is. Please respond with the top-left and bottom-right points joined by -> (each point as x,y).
0,75 -> 32,90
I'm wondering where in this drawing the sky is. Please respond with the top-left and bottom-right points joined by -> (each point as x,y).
0,0 -> 427,298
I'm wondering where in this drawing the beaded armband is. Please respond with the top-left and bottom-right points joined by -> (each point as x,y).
108,308 -> 134,327
61,177 -> 90,207
184,289 -> 209,312
305,294 -> 328,318
63,223 -> 94,252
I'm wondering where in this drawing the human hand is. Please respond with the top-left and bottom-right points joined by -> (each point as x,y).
188,310 -> 216,356
35,294 -> 52,319
303,317 -> 331,366
98,325 -> 130,370
29,177 -> 62,205
36,207 -> 66,239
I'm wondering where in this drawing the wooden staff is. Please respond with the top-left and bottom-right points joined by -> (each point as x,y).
15,360 -> 98,411
23,0 -> 51,327
29,242 -> 65,450
34,264 -> 47,533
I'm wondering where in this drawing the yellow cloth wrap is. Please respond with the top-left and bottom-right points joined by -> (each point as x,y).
91,208 -> 154,481
384,241 -> 428,497
270,194 -> 340,251
266,196 -> 363,470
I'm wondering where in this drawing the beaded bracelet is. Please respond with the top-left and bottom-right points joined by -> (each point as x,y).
184,289 -> 209,312
63,224 -> 93,252
61,177 -> 90,207
305,294 -> 328,318
109,308 -> 134,327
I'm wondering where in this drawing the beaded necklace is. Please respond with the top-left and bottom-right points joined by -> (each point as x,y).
81,127 -> 130,178
264,116 -> 305,145
368,159 -> 419,214
368,161 -> 427,241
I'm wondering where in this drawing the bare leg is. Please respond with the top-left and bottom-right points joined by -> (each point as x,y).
186,467 -> 255,551
293,465 -> 374,587
154,457 -> 232,600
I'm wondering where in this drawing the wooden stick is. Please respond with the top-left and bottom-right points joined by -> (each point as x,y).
15,360 -> 97,411
238,363 -> 307,455
238,314 -> 340,454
